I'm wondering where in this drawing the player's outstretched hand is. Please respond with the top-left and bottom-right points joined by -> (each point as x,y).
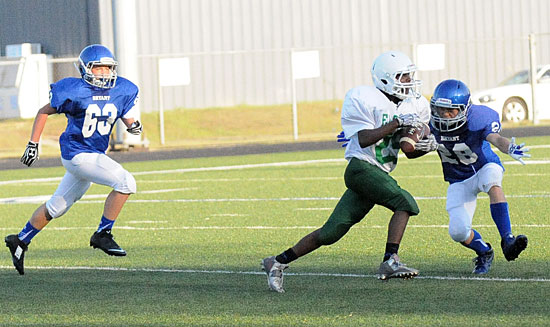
337,131 -> 350,148
21,141 -> 39,167
415,134 -> 439,152
126,120 -> 143,135
508,137 -> 531,165
396,113 -> 422,128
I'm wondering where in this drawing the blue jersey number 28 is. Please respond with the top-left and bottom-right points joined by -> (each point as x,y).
438,143 -> 478,165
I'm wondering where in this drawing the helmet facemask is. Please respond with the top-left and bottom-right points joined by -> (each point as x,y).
79,58 -> 118,89
389,68 -> 422,100
430,97 -> 470,132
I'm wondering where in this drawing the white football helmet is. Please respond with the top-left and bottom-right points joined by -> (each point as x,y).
371,51 -> 421,100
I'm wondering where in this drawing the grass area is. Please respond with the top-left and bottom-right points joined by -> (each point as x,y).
0,101 -> 343,159
2,100 -> 547,159
0,136 -> 549,326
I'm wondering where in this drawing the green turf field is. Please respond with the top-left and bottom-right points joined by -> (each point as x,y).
1,136 -> 549,326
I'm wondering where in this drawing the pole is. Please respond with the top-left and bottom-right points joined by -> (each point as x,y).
291,51 -> 298,140
291,77 -> 298,140
158,59 -> 165,145
528,33 -> 538,125
112,0 -> 142,146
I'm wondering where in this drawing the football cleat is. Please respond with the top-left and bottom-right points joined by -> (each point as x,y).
376,254 -> 419,280
261,256 -> 289,293
472,246 -> 494,275
5,234 -> 28,275
90,229 -> 126,256
501,234 -> 528,261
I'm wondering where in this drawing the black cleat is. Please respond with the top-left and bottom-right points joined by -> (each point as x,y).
501,234 -> 528,261
90,229 -> 126,256
5,234 -> 28,275
472,246 -> 494,275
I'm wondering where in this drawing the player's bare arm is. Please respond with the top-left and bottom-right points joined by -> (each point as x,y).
486,133 -> 511,153
29,104 -> 57,142
356,119 -> 399,148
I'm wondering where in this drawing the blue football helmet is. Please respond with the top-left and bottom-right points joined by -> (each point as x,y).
430,79 -> 471,132
78,44 -> 118,89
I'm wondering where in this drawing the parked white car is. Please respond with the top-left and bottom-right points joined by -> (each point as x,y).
471,65 -> 550,122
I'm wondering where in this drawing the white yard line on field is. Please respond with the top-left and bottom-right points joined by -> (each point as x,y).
2,155 -> 550,187
0,188 -> 197,204
0,265 -> 548,283
0,224 -> 548,232
2,193 -> 550,205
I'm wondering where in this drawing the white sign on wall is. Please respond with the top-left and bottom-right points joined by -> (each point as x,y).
291,50 -> 320,79
416,43 -> 446,71
159,57 -> 191,86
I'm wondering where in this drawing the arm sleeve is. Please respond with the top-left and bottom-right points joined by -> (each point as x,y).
49,82 -> 70,114
417,97 -> 431,124
480,107 -> 502,139
341,93 -> 375,138
121,87 -> 139,119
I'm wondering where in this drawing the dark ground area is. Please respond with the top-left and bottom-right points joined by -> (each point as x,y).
1,125 -> 548,171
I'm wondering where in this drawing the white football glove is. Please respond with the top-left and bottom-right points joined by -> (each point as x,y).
508,137 -> 531,165
21,141 -> 39,167
415,134 -> 439,152
395,113 -> 422,128
126,120 -> 142,135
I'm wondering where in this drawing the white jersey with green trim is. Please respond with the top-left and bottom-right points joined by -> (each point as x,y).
341,85 -> 430,173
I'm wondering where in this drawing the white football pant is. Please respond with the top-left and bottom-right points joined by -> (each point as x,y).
45,152 -> 136,219
446,163 -> 503,242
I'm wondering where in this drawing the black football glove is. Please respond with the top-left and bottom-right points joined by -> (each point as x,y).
126,120 -> 142,135
21,141 -> 39,167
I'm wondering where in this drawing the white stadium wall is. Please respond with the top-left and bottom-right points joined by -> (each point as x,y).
1,0 -> 549,113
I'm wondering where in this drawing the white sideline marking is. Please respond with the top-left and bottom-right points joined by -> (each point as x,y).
132,159 -> 345,176
0,188 -> 197,204
2,155 -> 550,187
3,193 -> 550,205
0,265 -> 548,283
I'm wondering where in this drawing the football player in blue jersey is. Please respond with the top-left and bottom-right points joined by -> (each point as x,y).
5,44 -> 143,275
416,79 -> 530,275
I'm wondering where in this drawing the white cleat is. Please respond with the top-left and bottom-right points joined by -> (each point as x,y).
261,256 -> 289,293
376,254 -> 419,281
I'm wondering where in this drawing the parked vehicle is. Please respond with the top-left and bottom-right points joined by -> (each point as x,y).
471,65 -> 550,122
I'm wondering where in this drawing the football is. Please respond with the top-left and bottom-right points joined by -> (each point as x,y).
399,122 -> 431,153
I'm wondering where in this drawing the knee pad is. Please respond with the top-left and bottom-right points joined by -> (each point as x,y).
318,221 -> 350,246
45,196 -> 73,219
448,225 -> 470,243
114,170 -> 137,194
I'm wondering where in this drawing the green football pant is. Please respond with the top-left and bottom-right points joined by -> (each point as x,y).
318,158 -> 419,245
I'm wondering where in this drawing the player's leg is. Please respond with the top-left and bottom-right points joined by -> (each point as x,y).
479,163 -> 528,261
262,188 -> 373,292
5,171 -> 90,275
447,178 -> 493,274
344,158 -> 419,280
64,153 -> 135,256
